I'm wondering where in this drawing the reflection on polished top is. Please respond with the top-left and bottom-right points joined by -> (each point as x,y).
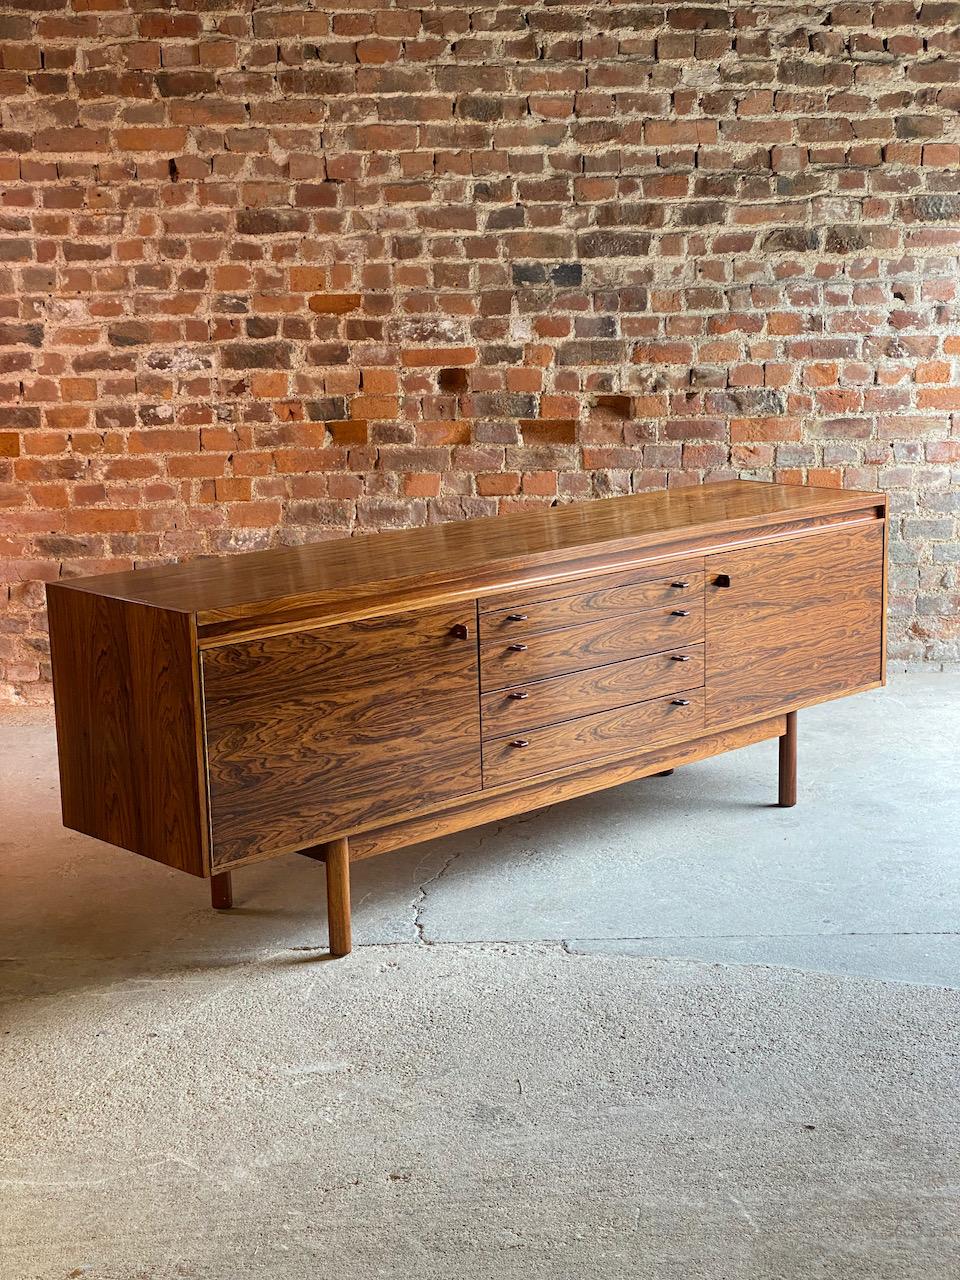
59,479 -> 884,623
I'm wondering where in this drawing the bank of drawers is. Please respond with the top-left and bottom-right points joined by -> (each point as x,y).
479,560 -> 706,785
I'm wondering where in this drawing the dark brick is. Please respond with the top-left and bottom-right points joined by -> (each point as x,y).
222,342 -> 292,370
512,263 -> 547,285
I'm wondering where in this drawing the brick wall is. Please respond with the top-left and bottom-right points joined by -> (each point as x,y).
1,1 -> 959,703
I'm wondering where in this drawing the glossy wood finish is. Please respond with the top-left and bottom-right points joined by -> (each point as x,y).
481,604 -> 704,691
705,521 -> 884,730
480,558 -> 703,614
483,689 -> 705,788
46,584 -> 208,876
480,644 -> 704,738
324,837 -> 352,957
479,570 -> 703,641
210,871 -> 233,909
202,604 -> 481,865
56,482 -> 884,646
46,482 -> 887,926
779,710 -> 797,808
349,715 -> 788,862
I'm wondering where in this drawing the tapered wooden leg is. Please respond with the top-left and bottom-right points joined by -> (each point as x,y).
210,870 -> 233,909
324,837 -> 352,957
779,710 -> 797,808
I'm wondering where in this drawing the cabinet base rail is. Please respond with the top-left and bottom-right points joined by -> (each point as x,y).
208,717 -> 799,957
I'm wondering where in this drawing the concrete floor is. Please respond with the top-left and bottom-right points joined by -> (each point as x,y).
1,673 -> 959,1278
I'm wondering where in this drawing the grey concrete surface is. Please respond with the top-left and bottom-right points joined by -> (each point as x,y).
1,673 -> 959,1278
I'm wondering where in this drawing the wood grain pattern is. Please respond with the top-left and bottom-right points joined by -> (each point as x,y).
479,571 -> 703,641
479,558 -> 704,614
481,644 -> 704,738
56,482 -> 884,644
46,583 -> 208,876
350,714 -> 786,862
705,521 -> 884,730
324,837 -> 351,957
202,604 -> 481,865
481,603 -> 704,690
483,689 -> 705,788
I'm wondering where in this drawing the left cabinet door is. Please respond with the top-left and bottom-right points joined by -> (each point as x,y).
202,605 -> 481,866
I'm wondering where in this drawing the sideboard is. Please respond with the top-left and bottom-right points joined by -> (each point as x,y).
46,480 -> 887,955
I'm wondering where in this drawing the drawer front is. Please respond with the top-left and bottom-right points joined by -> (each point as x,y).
480,571 -> 703,641
202,605 -> 481,865
480,558 -> 704,614
480,602 -> 704,691
481,644 -> 704,739
483,689 -> 705,788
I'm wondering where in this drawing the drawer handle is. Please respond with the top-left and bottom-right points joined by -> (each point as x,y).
449,623 -> 470,640
671,654 -> 691,662
508,643 -> 528,651
671,580 -> 689,589
507,613 -> 528,621
508,690 -> 529,700
510,739 -> 530,748
672,698 -> 691,707
671,609 -> 690,617
714,573 -> 731,588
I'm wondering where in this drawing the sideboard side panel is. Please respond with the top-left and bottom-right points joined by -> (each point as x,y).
46,585 -> 207,876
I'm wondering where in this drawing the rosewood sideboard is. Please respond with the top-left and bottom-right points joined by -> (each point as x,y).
46,480 -> 887,955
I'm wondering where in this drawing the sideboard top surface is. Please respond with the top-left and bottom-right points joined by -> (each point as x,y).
54,480 -> 885,626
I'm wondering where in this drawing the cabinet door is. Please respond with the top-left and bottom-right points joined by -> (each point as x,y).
705,521 -> 884,730
202,605 -> 481,865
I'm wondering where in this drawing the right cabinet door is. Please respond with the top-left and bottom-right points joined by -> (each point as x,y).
705,520 -> 884,730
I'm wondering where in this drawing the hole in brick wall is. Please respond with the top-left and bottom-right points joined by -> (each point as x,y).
168,158 -> 178,182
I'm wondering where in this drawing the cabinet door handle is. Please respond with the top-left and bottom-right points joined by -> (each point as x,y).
671,609 -> 690,617
672,698 -> 691,707
507,613 -> 528,621
671,654 -> 691,662
508,643 -> 528,651
714,573 -> 731,588
449,623 -> 470,639
510,739 -> 530,748
508,690 -> 529,700
671,580 -> 689,589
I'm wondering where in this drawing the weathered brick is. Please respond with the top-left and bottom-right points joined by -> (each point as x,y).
1,0 -> 959,701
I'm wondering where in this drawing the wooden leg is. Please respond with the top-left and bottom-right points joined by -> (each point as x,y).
211,870 -> 233,909
779,710 -> 797,808
324,836 -> 352,957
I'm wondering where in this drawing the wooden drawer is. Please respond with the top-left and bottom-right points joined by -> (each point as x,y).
480,570 -> 703,641
479,558 -> 704,614
202,605 -> 481,865
480,602 -> 704,691
481,643 -> 704,739
483,689 -> 705,788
